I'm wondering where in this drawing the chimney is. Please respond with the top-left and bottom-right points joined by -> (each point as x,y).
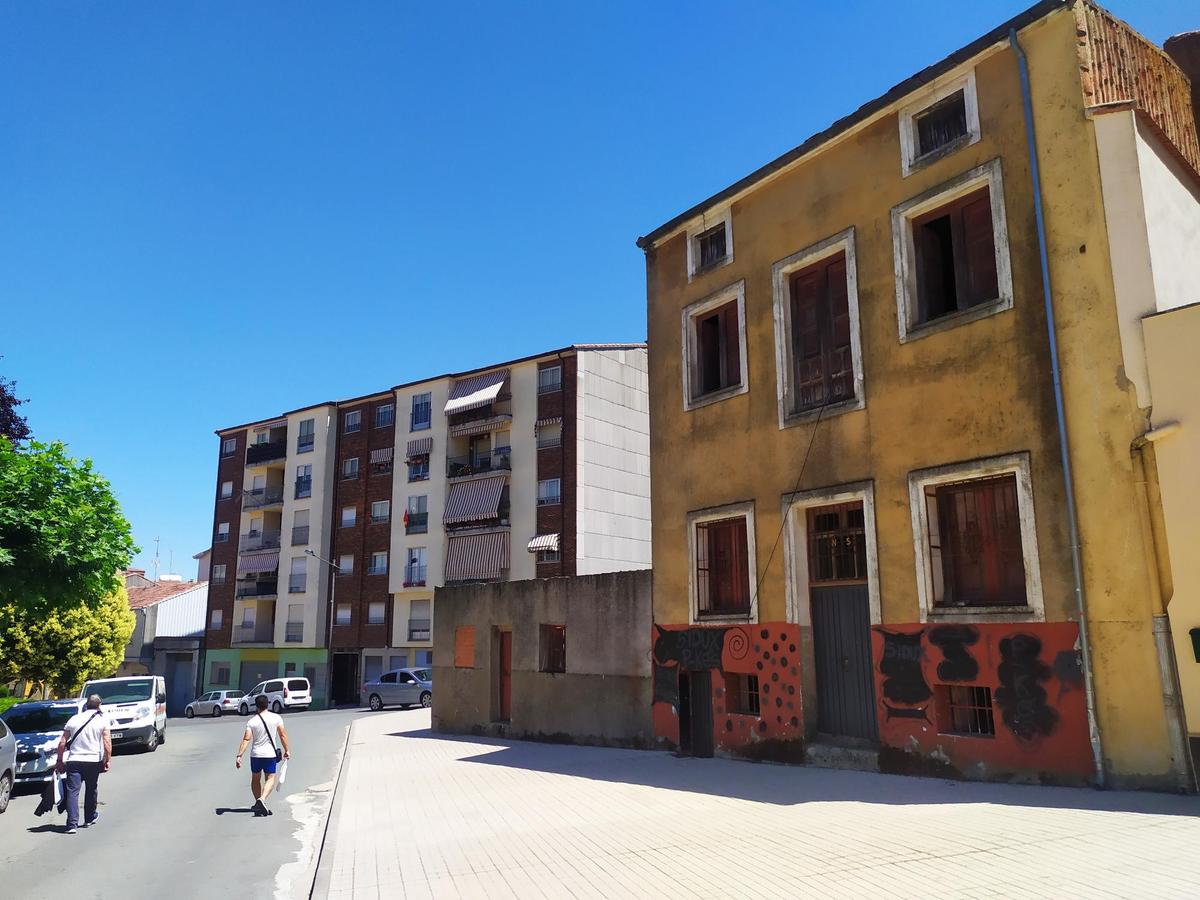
1164,31 -> 1200,133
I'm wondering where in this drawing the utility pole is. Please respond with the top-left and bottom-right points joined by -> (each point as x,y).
306,549 -> 340,709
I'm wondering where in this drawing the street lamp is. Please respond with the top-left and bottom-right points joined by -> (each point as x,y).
306,548 -> 340,708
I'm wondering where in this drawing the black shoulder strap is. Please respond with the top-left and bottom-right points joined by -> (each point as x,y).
66,712 -> 103,750
257,712 -> 278,753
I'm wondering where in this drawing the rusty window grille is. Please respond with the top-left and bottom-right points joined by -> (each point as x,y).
926,474 -> 1025,608
914,90 -> 968,158
724,673 -> 760,715
807,503 -> 867,583
941,685 -> 995,737
539,624 -> 566,674
696,222 -> 727,270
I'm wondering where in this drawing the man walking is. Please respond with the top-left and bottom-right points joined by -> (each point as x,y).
55,694 -> 111,834
235,694 -> 290,816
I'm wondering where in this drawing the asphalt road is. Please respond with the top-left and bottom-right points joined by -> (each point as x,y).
0,706 -> 368,900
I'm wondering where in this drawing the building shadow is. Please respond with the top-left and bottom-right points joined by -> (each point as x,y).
387,728 -> 1200,817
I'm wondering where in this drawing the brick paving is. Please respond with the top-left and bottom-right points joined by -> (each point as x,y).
318,710 -> 1200,899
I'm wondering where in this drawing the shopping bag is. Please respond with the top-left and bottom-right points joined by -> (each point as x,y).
277,759 -> 287,785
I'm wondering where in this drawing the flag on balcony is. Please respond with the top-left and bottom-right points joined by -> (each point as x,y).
446,531 -> 510,582
444,475 -> 506,525
238,550 -> 280,575
526,534 -> 560,553
444,368 -> 509,415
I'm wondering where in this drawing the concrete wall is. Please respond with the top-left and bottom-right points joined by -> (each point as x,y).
575,348 -> 652,574
432,570 -> 653,747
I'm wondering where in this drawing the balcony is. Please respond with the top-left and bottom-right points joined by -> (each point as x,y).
447,447 -> 512,479
445,503 -> 510,533
288,574 -> 307,593
234,620 -> 276,644
405,512 -> 428,535
235,579 -> 278,599
246,440 -> 287,466
408,618 -> 431,641
243,486 -> 284,509
291,525 -> 310,546
447,398 -> 513,435
295,476 -> 312,499
285,622 -> 304,643
403,564 -> 427,588
240,530 -> 281,552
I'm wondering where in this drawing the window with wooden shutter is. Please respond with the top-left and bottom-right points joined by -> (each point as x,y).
696,516 -> 750,617
913,185 -> 998,324
694,299 -> 742,398
789,252 -> 853,413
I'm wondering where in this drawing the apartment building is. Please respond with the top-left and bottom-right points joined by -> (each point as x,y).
639,0 -> 1199,789
204,344 -> 650,707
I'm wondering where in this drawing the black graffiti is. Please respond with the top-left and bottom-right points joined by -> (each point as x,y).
883,702 -> 930,724
653,664 -> 679,707
877,629 -> 932,705
653,625 -> 728,671
1053,649 -> 1084,691
928,624 -> 980,682
996,633 -> 1058,741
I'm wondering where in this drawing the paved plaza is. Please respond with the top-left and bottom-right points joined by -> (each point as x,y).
316,710 -> 1200,899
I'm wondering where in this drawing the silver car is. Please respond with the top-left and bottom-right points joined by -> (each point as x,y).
184,690 -> 245,718
1,699 -> 83,794
363,668 -> 432,711
0,709 -> 22,814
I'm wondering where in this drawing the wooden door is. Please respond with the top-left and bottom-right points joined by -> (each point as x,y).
687,671 -> 714,758
497,630 -> 512,722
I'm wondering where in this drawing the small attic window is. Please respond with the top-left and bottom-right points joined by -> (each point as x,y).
686,209 -> 733,279
915,91 -> 968,159
898,71 -> 981,176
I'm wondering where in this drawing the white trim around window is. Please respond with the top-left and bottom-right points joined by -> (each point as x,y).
781,481 -> 881,628
685,500 -> 758,625
898,69 -> 981,176
685,206 -> 733,281
907,452 -> 1044,624
771,227 -> 865,429
891,157 -> 1014,344
680,279 -> 749,411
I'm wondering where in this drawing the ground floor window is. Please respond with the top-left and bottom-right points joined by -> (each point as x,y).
539,624 -> 566,673
939,684 -> 995,737
724,673 -> 760,715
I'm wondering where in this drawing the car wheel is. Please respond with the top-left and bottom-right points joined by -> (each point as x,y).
271,700 -> 283,714
420,691 -> 432,709
145,727 -> 159,753
368,694 -> 383,711
185,707 -> 195,719
239,703 -> 249,715
0,772 -> 11,814
213,706 -> 222,718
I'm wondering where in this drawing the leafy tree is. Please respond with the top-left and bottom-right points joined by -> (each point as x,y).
0,584 -> 135,697
0,360 -> 31,443
0,441 -> 137,614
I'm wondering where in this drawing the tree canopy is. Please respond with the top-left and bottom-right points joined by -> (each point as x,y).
0,361 -> 31,443
0,440 -> 137,614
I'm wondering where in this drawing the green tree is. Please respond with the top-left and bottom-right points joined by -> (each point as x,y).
0,441 -> 137,614
0,584 -> 135,697
0,359 -> 31,443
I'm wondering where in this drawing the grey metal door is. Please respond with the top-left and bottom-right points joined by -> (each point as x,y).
811,584 -> 878,741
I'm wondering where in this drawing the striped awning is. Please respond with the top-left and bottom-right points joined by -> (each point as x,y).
535,416 -> 562,428
238,550 -> 279,575
444,475 -> 507,525
444,369 -> 509,415
406,437 -> 432,460
448,415 -> 510,438
526,533 -> 560,552
446,531 -> 510,582
253,419 -> 287,433
370,447 -> 394,464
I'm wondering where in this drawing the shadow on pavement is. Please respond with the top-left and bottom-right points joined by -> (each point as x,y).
26,824 -> 62,834
215,806 -> 257,815
387,727 -> 1200,817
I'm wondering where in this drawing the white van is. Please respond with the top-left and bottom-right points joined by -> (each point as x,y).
79,675 -> 167,752
238,677 -> 311,715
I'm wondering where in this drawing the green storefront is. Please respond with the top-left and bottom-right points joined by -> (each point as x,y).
201,648 -> 329,709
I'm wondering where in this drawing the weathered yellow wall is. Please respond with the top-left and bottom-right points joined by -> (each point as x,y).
644,7 -> 1177,786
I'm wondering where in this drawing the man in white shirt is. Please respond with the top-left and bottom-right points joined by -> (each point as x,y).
235,694 -> 291,816
55,694 -> 112,834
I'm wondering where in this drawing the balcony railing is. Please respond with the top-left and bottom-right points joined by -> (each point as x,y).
285,622 -> 304,643
234,620 -> 276,643
246,440 -> 287,466
447,398 -> 512,430
405,512 -> 428,535
241,531 -> 281,552
295,476 -> 312,499
296,436 -> 314,454
367,562 -> 389,576
403,564 -> 427,587
408,618 -> 431,641
288,574 -> 307,593
291,525 -> 310,546
446,447 -> 512,479
536,435 -> 561,449
243,486 -> 285,509
235,580 -> 278,599
445,503 -> 510,532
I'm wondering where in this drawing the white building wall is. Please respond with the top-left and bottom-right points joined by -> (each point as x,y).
155,583 -> 208,638
575,348 -> 652,574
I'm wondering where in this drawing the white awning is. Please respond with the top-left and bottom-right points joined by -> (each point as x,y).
526,534 -> 560,553
446,531 -> 510,582
444,369 -> 509,415
535,416 -> 562,428
406,437 -> 433,460
237,550 -> 280,575
444,475 -> 507,525
370,447 -> 394,464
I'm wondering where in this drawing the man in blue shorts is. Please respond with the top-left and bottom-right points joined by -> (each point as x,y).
235,694 -> 291,816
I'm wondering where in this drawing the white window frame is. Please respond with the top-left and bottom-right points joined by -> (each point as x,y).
211,564 -> 227,586
410,392 -> 432,431
891,158 -> 1013,343
537,478 -> 561,506
210,609 -> 223,630
538,365 -> 562,394
341,506 -> 357,528
369,551 -> 388,576
342,457 -> 359,480
221,438 -> 237,457
536,548 -> 561,564
367,601 -> 386,625
220,481 -> 233,499
371,499 -> 391,524
686,500 -> 758,625
898,69 -> 981,176
771,227 -> 866,428
781,481 -> 881,628
685,206 -> 733,281
344,410 -> 362,434
335,604 -> 351,626
216,522 -> 230,542
681,279 -> 749,411
375,403 -> 394,429
907,452 -> 1044,624
338,554 -> 354,575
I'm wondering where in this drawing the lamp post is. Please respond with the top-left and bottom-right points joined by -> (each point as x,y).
306,548 -> 340,708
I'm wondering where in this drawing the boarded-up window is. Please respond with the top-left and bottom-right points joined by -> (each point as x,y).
454,626 -> 476,668
539,624 -> 566,674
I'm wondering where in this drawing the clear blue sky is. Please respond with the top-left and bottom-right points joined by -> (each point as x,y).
2,1 -> 1191,576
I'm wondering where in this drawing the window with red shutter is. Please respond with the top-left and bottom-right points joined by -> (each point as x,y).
789,252 -> 853,413
912,185 -> 998,325
695,516 -> 750,617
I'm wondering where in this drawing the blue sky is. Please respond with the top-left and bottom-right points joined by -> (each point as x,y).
1,1 -> 1190,576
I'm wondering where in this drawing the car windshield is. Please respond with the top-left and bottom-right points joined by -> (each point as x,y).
226,690 -> 244,699
2,706 -> 76,733
412,669 -> 431,683
86,680 -> 153,703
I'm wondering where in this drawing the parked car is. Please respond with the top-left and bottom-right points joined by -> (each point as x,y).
363,668 -> 432,711
239,678 -> 311,715
0,699 -> 84,790
79,675 -> 167,752
0,714 -> 15,814
184,690 -> 245,718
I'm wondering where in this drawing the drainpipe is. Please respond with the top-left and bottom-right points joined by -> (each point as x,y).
1131,425 -> 1195,791
1010,28 -> 1105,788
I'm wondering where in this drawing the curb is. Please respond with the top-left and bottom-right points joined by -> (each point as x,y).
306,716 -> 356,899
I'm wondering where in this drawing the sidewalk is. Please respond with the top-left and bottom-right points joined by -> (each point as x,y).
316,710 -> 1200,899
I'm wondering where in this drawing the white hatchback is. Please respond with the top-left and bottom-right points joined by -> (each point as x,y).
239,678 -> 311,715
